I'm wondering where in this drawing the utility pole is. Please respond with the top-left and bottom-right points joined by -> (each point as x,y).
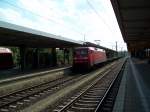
121,47 -> 123,57
116,41 -> 118,57
84,34 -> 86,42
116,41 -> 118,52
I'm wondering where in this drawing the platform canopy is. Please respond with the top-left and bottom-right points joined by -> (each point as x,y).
0,21 -> 82,48
110,0 -> 150,52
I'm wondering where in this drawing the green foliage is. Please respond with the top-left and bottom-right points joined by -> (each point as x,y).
8,47 -> 20,66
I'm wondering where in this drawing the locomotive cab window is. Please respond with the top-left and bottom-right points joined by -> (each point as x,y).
74,49 -> 88,57
80,49 -> 88,56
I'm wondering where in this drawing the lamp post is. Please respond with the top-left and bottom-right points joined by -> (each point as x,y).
94,40 -> 101,45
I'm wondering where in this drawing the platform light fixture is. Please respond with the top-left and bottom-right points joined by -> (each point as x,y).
94,40 -> 101,46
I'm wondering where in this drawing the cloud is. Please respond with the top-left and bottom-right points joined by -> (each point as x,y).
0,0 -> 127,50
0,8 -> 34,27
0,8 -> 21,22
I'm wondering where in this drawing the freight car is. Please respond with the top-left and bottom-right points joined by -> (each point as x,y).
0,47 -> 14,69
73,47 -> 107,69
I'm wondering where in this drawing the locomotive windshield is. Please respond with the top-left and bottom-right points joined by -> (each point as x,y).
74,48 -> 88,57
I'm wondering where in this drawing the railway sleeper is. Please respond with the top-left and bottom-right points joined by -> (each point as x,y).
70,106 -> 95,111
90,88 -> 107,90
83,94 -> 101,98
88,89 -> 106,93
81,97 -> 100,100
74,102 -> 97,107
0,108 -> 9,112
9,105 -> 17,108
87,92 -> 105,96
2,98 -> 12,102
17,102 -> 23,105
78,99 -> 99,103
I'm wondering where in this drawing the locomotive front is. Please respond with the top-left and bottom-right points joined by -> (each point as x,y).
73,47 -> 91,69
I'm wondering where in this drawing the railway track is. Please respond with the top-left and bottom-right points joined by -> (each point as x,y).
49,59 -> 126,112
0,59 -> 124,112
0,74 -> 87,112
0,66 -> 71,98
95,59 -> 126,112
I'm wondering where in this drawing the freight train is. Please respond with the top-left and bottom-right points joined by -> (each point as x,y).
73,47 -> 107,69
0,47 -> 14,69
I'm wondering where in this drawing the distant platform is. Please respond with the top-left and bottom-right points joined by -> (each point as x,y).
0,65 -> 71,82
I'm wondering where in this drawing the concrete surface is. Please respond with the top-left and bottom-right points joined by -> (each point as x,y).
113,58 -> 150,112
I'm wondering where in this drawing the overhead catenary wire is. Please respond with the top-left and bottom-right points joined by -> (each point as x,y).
86,0 -> 114,35
1,0 -> 84,36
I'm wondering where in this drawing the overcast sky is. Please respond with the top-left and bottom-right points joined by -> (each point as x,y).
0,0 -> 127,51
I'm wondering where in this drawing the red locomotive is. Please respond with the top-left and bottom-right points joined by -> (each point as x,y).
73,47 -> 107,69
0,47 -> 14,69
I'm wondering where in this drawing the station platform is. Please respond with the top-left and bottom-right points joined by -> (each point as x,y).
113,58 -> 150,112
0,65 -> 71,81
